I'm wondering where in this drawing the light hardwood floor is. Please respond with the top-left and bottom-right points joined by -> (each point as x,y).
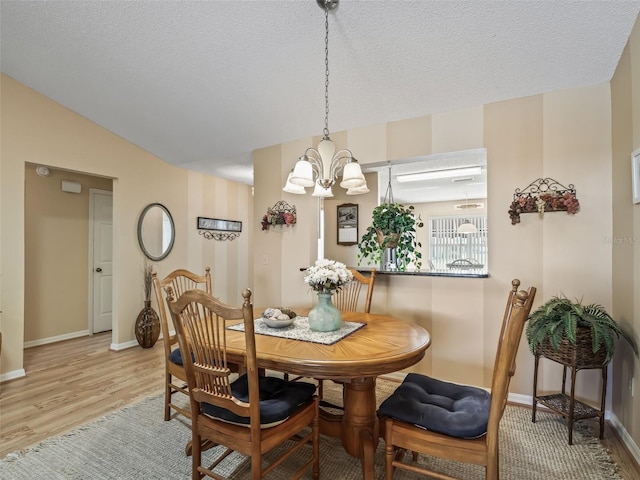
1,333 -> 639,479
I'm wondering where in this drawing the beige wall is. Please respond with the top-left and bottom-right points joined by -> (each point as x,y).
24,165 -> 113,342
253,82 -> 626,426
0,74 -> 253,378
611,14 -> 640,448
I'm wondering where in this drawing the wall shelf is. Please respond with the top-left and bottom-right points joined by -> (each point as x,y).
508,178 -> 580,225
261,200 -> 297,231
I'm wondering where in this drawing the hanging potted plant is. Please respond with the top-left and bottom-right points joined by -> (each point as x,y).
526,296 -> 638,365
357,202 -> 424,271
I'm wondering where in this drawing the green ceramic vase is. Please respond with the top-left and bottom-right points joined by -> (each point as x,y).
308,292 -> 343,332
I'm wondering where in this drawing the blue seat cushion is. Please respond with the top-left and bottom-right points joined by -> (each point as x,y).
202,375 -> 316,427
378,373 -> 491,438
168,348 -> 184,366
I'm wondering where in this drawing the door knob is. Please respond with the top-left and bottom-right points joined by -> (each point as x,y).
96,267 -> 102,272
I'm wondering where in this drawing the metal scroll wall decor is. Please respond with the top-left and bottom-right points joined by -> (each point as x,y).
508,178 -> 580,225
197,216 -> 242,241
261,200 -> 297,231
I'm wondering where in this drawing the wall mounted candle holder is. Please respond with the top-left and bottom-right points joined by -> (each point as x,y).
508,178 -> 580,225
261,200 -> 297,231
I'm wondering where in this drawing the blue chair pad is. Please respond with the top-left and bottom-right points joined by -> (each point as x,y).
168,348 -> 183,366
202,375 -> 316,427
378,373 -> 490,438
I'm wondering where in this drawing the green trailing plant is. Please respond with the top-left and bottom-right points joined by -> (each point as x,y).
357,202 -> 424,271
526,296 -> 638,361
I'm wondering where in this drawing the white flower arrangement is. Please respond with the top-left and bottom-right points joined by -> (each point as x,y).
304,259 -> 353,294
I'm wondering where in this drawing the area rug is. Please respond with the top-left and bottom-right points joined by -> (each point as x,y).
0,378 -> 622,480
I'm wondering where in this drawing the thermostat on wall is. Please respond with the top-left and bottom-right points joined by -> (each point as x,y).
61,181 -> 82,194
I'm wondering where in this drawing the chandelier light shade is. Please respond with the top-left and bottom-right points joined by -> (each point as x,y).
312,183 -> 334,198
457,221 -> 478,234
282,171 -> 307,194
346,183 -> 370,195
284,0 -> 368,196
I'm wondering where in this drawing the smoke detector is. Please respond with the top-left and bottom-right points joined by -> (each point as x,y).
36,165 -> 50,177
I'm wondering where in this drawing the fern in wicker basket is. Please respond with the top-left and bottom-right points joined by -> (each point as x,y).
526,296 -> 638,363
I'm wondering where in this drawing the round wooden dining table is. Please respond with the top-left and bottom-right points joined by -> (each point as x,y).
224,310 -> 431,480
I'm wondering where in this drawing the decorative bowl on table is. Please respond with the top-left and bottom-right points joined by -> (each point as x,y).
260,307 -> 297,328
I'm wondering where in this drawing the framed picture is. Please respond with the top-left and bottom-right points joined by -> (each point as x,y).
337,203 -> 358,246
197,217 -> 242,232
633,148 -> 640,205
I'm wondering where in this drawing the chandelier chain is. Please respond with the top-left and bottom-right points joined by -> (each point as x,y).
323,1 -> 330,137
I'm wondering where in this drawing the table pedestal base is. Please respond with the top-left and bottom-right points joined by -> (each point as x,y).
319,377 -> 379,480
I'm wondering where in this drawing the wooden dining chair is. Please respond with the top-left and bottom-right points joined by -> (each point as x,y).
166,287 -> 320,480
152,267 -> 212,421
378,279 -> 536,480
333,268 -> 376,313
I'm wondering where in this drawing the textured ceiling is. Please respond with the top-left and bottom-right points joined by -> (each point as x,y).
2,1 -> 639,185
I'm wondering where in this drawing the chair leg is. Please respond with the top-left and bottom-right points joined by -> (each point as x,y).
192,431 -> 202,480
384,443 -> 393,480
486,455 -> 499,480
312,403 -> 320,480
164,371 -> 172,421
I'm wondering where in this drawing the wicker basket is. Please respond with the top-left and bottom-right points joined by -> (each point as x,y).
537,326 -> 609,368
376,230 -> 400,248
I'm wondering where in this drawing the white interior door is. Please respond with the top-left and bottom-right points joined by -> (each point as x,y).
90,190 -> 113,333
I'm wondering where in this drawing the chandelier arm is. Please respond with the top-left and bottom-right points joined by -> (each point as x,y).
328,150 -> 356,179
304,148 -> 324,181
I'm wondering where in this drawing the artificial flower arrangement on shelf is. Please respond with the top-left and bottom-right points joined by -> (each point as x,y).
508,177 -> 580,225
261,200 -> 297,231
303,259 -> 353,332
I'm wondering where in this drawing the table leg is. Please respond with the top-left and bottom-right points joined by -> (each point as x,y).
342,377 -> 379,480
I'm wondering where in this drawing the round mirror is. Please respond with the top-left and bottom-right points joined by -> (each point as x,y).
137,203 -> 175,261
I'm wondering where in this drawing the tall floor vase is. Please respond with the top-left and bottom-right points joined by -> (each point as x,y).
135,300 -> 160,348
308,292 -> 343,332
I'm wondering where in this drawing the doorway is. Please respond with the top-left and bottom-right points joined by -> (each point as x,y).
24,164 -> 113,347
89,189 -> 113,334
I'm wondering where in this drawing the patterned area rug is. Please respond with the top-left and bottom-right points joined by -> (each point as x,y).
0,378 -> 623,479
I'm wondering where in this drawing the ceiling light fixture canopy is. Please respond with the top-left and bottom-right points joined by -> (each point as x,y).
396,166 -> 482,183
284,0 -> 367,197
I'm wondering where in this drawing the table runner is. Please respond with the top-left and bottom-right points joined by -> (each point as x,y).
228,316 -> 365,345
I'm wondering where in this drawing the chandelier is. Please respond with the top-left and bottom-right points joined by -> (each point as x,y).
282,0 -> 368,198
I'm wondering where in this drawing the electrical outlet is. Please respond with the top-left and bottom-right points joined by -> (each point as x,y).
262,255 -> 269,265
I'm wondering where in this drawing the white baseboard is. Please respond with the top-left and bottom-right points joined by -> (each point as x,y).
110,339 -> 140,351
0,368 -> 26,383
22,331 -> 144,352
609,411 -> 640,465
508,392 -> 533,406
23,330 -> 90,349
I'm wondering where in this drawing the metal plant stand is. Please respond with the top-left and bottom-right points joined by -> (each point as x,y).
531,332 -> 608,445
